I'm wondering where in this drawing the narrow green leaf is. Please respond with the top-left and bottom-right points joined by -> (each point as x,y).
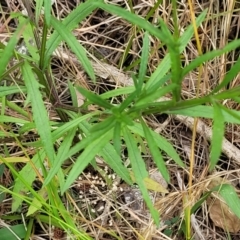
145,73 -> 172,94
1,176 -> 44,212
219,184 -> 240,219
213,57 -> 240,93
76,86 -> 112,109
0,86 -> 27,97
138,31 -> 150,91
35,0 -> 44,24
90,116 -> 116,133
191,191 -> 212,214
61,126 -> 111,161
94,2 -> 163,40
18,16 -> 39,62
22,61 -> 55,163
0,164 -> 4,177
166,43 -> 182,100
209,102 -> 225,170
145,9 -> 207,91
5,98 -> 29,118
168,104 -> 240,125
0,116 -> 29,124
183,39 -> 240,78
118,90 -> 137,112
12,150 -> 45,212
52,112 -> 99,141
119,0 -> 162,70
159,19 -> 181,103
27,188 -> 48,216
123,127 -> 159,225
100,86 -> 135,99
45,0 -> 97,68
68,81 -> 78,108
158,18 -> 175,46
214,85 -> 240,100
129,123 -> 185,167
44,127 -> 77,186
62,130 -> 113,193
50,17 -> 95,81
44,0 -> 51,26
140,118 -> 170,182
145,55 -> 171,92
136,84 -> 176,107
100,143 -> 132,185
119,30 -> 135,69
0,19 -> 28,77
66,112 -> 132,185
132,74 -> 139,92
113,121 -> 121,155
220,104 -> 240,124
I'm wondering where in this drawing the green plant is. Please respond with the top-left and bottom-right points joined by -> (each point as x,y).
1,0 -> 240,239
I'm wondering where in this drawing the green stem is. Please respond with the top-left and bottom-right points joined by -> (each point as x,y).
24,218 -> 34,240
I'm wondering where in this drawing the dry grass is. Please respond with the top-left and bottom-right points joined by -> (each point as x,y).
1,0 -> 240,239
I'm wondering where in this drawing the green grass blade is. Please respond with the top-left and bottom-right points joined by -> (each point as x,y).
76,86 -> 112,109
68,81 -> 78,108
138,31 -> 150,92
12,149 -> 45,212
145,9 -> 207,92
66,112 -> 132,184
62,129 -> 113,193
90,116 -> 116,133
140,118 -> 170,183
129,123 -> 185,167
100,86 -> 135,99
0,19 -> 28,77
214,86 -> 240,100
22,61 -> 55,164
50,17 -> 95,81
94,2 -> 163,40
219,184 -> 240,219
5,99 -> 29,118
209,102 -> 225,170
44,0 -> 51,26
182,39 -> 240,78
44,127 -> 77,187
45,0 -> 97,68
158,19 -> 182,101
213,57 -> 240,93
135,84 -> 176,107
0,86 -> 27,97
123,126 -> 159,225
63,125 -> 112,160
168,105 -> 240,125
145,55 -> 171,92
0,116 -> 28,124
52,112 -> 99,141
118,90 -> 138,112
100,143 -> 132,185
191,191 -> 212,214
113,121 -> 121,155
18,16 -> 39,62
220,104 -> 240,124
35,0 -> 44,23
